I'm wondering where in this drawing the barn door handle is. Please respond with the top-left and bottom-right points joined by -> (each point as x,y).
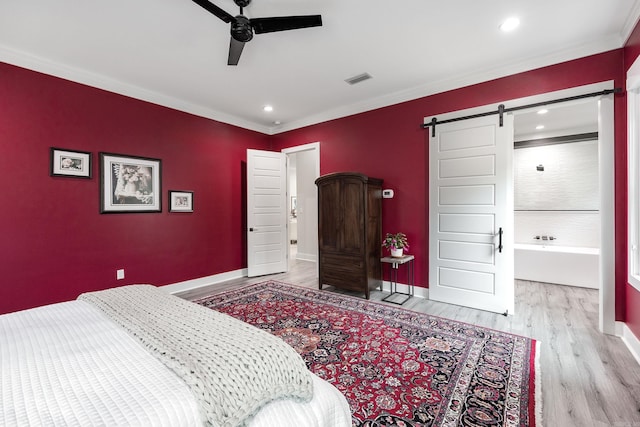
498,227 -> 503,253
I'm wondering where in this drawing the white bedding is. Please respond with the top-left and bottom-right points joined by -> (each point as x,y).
0,300 -> 351,427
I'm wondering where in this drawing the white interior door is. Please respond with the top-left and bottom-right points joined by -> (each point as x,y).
429,114 -> 515,315
247,149 -> 287,277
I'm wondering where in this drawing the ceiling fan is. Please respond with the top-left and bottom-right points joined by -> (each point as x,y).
191,0 -> 323,66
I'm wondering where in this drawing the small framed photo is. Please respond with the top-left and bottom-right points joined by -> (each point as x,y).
169,191 -> 194,212
50,148 -> 92,178
100,152 -> 162,213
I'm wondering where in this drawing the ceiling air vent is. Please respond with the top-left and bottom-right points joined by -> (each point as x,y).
345,73 -> 372,85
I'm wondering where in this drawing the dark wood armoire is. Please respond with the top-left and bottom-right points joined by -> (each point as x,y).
315,172 -> 383,299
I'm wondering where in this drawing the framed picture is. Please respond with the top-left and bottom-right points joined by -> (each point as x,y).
50,148 -> 92,178
169,191 -> 194,212
100,152 -> 161,213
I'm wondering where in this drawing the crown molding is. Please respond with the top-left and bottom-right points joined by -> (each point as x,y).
0,34 -> 627,137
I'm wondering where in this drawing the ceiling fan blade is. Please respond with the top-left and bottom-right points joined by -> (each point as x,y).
250,15 -> 322,34
228,37 -> 245,65
191,0 -> 234,23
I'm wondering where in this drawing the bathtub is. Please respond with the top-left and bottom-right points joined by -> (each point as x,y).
514,243 -> 600,289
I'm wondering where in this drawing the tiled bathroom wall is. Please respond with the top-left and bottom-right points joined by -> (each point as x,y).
514,139 -> 599,248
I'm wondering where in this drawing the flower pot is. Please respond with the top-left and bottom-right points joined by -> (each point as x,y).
390,247 -> 403,258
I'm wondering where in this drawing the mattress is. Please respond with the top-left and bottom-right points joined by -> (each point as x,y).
0,300 -> 351,426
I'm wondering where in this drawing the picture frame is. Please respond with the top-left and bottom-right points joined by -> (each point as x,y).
169,190 -> 194,212
100,152 -> 161,213
50,147 -> 92,178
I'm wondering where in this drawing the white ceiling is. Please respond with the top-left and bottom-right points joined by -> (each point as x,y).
514,99 -> 599,141
1,0 -> 638,135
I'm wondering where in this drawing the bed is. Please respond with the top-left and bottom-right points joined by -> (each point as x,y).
0,285 -> 351,426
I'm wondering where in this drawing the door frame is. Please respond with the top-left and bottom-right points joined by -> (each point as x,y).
426,81 -> 616,334
281,142 -> 321,265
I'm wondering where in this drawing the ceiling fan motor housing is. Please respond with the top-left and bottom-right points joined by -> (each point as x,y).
231,15 -> 253,42
192,0 -> 322,65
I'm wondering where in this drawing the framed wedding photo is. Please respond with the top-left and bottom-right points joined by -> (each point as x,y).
50,148 -> 92,178
169,191 -> 194,212
100,152 -> 162,213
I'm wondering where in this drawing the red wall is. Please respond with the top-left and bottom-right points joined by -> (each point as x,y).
0,62 -> 271,314
1,45 -> 634,323
271,50 -> 626,317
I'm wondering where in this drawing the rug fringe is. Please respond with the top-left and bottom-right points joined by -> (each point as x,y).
534,340 -> 543,427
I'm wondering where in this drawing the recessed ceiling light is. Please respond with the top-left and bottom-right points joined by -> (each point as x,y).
536,125 -> 545,130
537,109 -> 548,115
263,105 -> 273,112
499,17 -> 520,32
273,121 -> 281,125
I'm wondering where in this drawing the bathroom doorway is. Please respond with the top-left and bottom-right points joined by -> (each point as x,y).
512,99 -> 600,289
426,82 -> 615,333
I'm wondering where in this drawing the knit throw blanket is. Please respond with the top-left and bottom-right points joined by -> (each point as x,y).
78,285 -> 313,427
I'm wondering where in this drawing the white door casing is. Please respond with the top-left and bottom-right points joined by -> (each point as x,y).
429,114 -> 515,315
247,149 -> 287,277
282,142 -> 321,263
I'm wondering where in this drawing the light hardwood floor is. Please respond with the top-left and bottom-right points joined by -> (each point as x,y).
178,258 -> 640,427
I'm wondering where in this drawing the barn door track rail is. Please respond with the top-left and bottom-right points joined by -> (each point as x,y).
422,88 -> 622,137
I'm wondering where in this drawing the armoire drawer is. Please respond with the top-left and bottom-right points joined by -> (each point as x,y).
321,253 -> 364,271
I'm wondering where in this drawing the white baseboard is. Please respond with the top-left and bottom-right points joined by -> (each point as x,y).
295,252 -> 317,262
161,268 -> 247,294
162,270 -> 428,301
380,280 -> 428,299
617,321 -> 640,366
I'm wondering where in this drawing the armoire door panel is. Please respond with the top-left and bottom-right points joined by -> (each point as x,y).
341,180 -> 365,253
317,180 -> 340,251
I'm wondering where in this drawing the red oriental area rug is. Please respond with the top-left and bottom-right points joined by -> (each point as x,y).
195,281 -> 540,427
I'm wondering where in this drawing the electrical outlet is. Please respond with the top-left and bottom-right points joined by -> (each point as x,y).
116,269 -> 125,280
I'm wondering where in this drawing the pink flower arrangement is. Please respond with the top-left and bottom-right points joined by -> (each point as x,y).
382,232 -> 409,250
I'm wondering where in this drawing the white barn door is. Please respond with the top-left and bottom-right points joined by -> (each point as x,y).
247,149 -> 287,277
429,114 -> 514,315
